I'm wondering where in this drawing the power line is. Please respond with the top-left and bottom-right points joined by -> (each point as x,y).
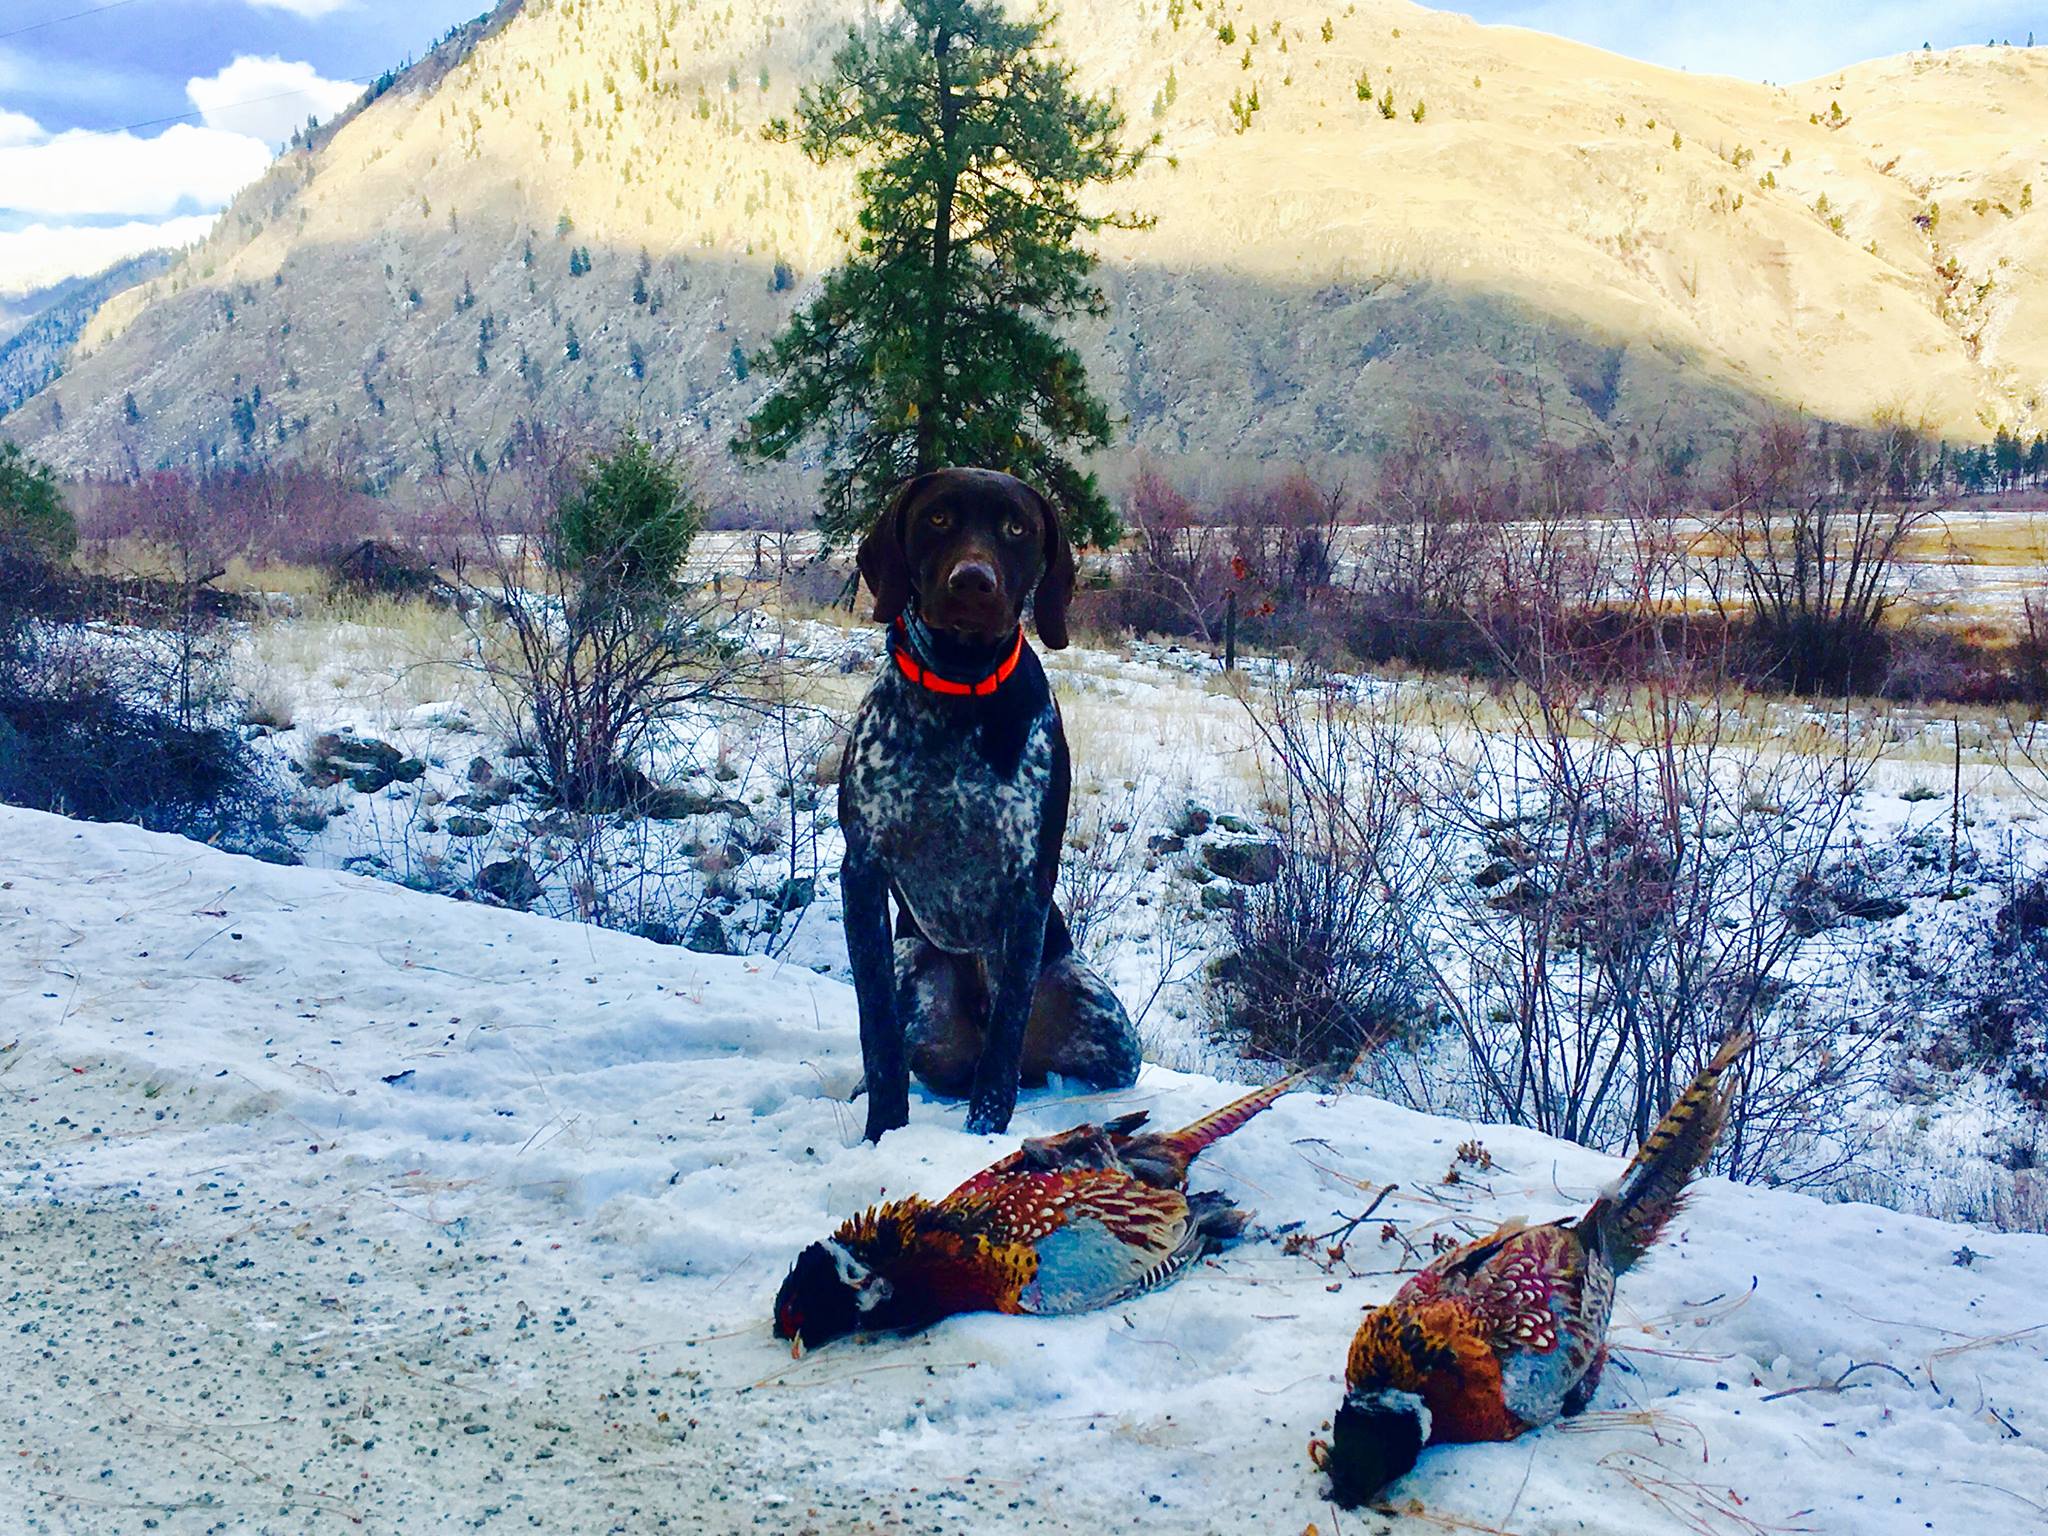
0,0 -> 150,43
94,75 -> 378,137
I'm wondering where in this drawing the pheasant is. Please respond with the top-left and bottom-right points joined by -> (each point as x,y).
1312,1034 -> 1752,1507
773,1074 -> 1304,1353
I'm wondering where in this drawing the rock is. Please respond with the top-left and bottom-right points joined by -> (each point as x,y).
773,875 -> 817,911
1172,802 -> 1213,838
1471,858 -> 1518,889
1214,813 -> 1256,834
308,732 -> 407,791
332,734 -> 402,770
813,726 -> 851,787
444,814 -> 493,838
1839,894 -> 1908,923
1200,884 -> 1243,912
2002,881 -> 2048,936
476,858 -> 542,908
684,912 -> 735,955
1147,832 -> 1186,855
1487,881 -> 1551,917
286,804 -> 331,833
1202,839 -> 1282,885
640,784 -> 750,820
467,755 -> 496,785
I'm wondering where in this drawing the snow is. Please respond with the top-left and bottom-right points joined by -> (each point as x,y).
6,805 -> 2046,1534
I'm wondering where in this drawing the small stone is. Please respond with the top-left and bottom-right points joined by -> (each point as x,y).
476,858 -> 542,908
1201,839 -> 1282,885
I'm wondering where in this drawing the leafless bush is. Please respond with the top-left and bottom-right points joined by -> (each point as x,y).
1211,685 -> 1429,1070
1108,464 -> 1229,639
444,431 -> 771,814
1217,469 -> 1346,630
75,465 -> 395,568
1056,777 -> 1159,963
1715,413 -> 1940,694
1235,643 -> 1892,1183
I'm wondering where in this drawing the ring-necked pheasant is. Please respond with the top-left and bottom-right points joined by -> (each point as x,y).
1312,1034 -> 1751,1507
773,1074 -> 1305,1354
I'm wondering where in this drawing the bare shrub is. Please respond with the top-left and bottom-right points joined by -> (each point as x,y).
1108,464 -> 1228,639
1210,685 -> 1428,1070
1715,413 -> 1940,694
76,465 -> 392,569
1233,630 -> 1891,1183
1055,777 -> 1159,962
446,430 -> 769,814
1216,468 -> 1346,646
1343,420 -> 1501,671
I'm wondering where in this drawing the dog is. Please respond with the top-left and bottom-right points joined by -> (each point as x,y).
838,467 -> 1142,1140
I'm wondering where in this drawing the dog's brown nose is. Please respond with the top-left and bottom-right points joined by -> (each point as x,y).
947,560 -> 998,596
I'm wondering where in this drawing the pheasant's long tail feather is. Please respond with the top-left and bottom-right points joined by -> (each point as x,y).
1163,1071 -> 1311,1162
1580,1033 -> 1752,1275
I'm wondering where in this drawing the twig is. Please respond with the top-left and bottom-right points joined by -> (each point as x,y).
1759,1360 -> 1915,1402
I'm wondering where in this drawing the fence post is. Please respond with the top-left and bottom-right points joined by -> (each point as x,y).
1224,590 -> 1238,671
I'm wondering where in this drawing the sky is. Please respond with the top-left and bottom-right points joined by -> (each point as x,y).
1,0 -> 2043,297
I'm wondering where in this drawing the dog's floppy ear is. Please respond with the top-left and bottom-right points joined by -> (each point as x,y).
857,474 -> 935,625
1031,485 -> 1076,650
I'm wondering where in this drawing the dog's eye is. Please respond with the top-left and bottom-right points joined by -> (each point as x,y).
927,510 -> 952,531
1004,518 -> 1028,539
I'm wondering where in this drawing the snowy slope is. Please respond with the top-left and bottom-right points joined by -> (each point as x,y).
4,806 -> 2045,1535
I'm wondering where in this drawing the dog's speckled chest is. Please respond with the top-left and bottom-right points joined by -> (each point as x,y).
843,668 -> 1056,954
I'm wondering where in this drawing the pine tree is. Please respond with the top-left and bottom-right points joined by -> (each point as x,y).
732,0 -> 1148,545
0,441 -> 73,560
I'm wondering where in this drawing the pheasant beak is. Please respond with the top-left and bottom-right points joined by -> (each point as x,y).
1307,1438 -> 1331,1472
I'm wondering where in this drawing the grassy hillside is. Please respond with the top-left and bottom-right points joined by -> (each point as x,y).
7,0 -> 2044,494
0,251 -> 175,419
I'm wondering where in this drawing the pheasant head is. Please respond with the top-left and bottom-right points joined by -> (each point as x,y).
772,1202 -> 923,1354
1315,1388 -> 1431,1509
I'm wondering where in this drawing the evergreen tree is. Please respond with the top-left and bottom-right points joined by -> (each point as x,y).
0,441 -> 74,560
732,0 -> 1148,545
548,429 -> 699,598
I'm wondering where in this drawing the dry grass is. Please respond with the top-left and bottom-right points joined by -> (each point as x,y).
240,592 -> 478,733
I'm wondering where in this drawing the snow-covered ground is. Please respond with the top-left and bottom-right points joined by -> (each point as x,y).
224,599 -> 2048,1231
5,807 -> 2046,1534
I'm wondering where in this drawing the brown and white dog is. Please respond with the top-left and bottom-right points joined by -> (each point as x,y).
838,468 -> 1141,1140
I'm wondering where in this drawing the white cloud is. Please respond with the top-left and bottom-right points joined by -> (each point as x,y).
246,0 -> 359,16
0,121 -> 271,218
0,214 -> 215,298
0,108 -> 41,147
186,55 -> 363,145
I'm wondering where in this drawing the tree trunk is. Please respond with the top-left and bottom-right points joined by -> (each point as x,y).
917,26 -> 957,474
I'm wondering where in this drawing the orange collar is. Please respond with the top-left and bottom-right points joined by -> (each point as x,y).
891,621 -> 1025,698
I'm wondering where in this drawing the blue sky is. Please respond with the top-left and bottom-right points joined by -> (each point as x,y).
1460,1 -> 2043,82
1,0 -> 2043,294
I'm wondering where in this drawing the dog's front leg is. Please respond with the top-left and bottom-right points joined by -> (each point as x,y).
964,904 -> 1050,1135
842,843 -> 908,1141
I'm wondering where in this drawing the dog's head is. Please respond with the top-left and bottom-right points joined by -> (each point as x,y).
856,468 -> 1075,649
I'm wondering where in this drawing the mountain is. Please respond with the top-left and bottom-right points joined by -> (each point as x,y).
0,251 -> 176,420
5,0 -> 2045,495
